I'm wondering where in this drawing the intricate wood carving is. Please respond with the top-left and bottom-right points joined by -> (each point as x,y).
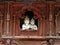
0,1 -> 60,45
54,3 -> 60,35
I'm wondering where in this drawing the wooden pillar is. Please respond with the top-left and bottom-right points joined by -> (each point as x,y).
0,12 -> 3,36
6,13 -> 10,35
55,11 -> 60,36
55,15 -> 58,36
49,2 -> 54,36
13,15 -> 16,36
6,2 -> 10,36
42,16 -> 46,36
38,18 -> 43,36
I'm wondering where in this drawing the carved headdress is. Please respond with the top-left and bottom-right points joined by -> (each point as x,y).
25,16 -> 29,20
24,16 -> 29,24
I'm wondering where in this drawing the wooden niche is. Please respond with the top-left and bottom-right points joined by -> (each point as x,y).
9,2 -> 48,36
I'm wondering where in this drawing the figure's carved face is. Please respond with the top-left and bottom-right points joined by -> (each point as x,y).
30,18 -> 35,25
31,21 -> 34,25
24,20 -> 29,24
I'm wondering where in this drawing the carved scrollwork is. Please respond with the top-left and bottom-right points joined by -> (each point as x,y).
11,40 -> 22,45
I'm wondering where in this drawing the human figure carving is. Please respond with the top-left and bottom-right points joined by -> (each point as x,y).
22,16 -> 37,30
30,18 -> 37,30
22,16 -> 30,30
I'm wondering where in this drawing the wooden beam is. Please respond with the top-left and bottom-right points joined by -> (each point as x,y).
1,36 -> 60,39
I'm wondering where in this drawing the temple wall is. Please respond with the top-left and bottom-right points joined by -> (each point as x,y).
0,1 -> 60,45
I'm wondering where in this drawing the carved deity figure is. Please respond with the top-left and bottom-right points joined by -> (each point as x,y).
22,16 -> 37,30
22,16 -> 30,30
30,18 -> 37,30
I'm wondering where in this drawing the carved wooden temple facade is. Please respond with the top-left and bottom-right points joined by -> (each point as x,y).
0,0 -> 60,45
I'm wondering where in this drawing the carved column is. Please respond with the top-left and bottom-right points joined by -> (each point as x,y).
13,15 -> 16,36
42,16 -> 46,36
55,15 -> 58,36
0,12 -> 3,36
55,11 -> 60,36
6,2 -> 10,36
49,2 -> 54,36
6,13 -> 10,36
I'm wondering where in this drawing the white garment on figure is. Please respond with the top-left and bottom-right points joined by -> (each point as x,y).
22,16 -> 30,30
22,24 -> 30,30
30,18 -> 37,30
30,25 -> 37,30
